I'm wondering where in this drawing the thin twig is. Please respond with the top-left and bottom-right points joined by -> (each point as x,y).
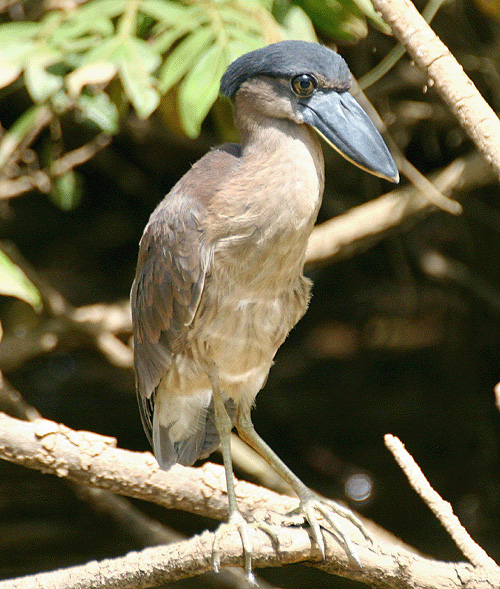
353,85 -> 462,215
0,133 -> 111,200
50,133 -> 111,176
384,434 -> 499,570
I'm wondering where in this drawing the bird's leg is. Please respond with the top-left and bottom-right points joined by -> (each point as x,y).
210,368 -> 256,585
235,407 -> 370,566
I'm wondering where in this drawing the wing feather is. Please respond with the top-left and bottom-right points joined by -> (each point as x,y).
131,144 -> 242,446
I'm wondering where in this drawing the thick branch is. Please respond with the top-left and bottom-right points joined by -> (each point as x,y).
0,413 -> 499,588
0,523 -> 491,589
372,0 -> 500,180
0,412 -> 297,522
0,384 -> 271,589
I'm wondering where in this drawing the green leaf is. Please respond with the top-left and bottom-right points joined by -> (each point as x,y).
118,39 -> 160,118
54,36 -> 105,58
352,0 -> 391,33
25,62 -> 64,102
224,35 -> 264,63
158,27 -> 215,94
0,250 -> 42,311
0,39 -> 36,59
139,0 -> 188,22
0,41 -> 36,89
69,0 -> 128,21
0,105 -> 51,169
50,16 -> 114,45
240,0 -> 273,10
79,36 -> 121,66
0,63 -> 22,90
50,170 -> 83,211
217,6 -> 270,35
294,0 -> 368,42
0,22 -> 39,43
279,6 -> 317,41
223,28 -> 263,50
179,43 -> 229,138
76,92 -> 119,133
151,16 -> 204,54
127,37 -> 161,73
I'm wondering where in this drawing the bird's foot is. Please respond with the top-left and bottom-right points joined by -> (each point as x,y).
212,511 -> 258,585
298,490 -> 371,566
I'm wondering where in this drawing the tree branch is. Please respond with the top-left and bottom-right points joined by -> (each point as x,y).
0,413 -> 499,588
306,152 -> 493,266
0,382 -> 274,589
385,434 -> 499,570
1,521 -> 492,589
371,0 -> 500,181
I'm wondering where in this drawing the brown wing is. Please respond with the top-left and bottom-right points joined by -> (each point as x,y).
131,144 -> 242,444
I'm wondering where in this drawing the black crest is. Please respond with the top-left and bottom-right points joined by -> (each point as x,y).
220,40 -> 351,98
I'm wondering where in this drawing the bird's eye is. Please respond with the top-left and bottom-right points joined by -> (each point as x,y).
291,74 -> 317,97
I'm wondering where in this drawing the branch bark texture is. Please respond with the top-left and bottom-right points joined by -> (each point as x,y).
0,413 -> 499,589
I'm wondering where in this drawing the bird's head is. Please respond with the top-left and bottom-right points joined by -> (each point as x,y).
220,40 -> 399,183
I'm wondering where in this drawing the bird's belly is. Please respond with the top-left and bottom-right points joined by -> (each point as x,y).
199,277 -> 310,404
159,273 -> 310,411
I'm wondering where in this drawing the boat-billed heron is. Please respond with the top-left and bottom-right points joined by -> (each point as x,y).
131,40 -> 398,580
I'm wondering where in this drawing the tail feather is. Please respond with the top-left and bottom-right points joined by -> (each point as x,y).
152,394 -> 236,469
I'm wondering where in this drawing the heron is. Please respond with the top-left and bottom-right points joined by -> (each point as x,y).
131,40 -> 398,582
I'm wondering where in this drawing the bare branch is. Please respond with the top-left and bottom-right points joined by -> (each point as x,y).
0,413 -> 500,588
0,133 -> 111,200
0,381 -> 276,589
50,134 -> 111,177
0,523 -> 469,589
359,0 -> 448,90
495,382 -> 500,414
306,153 -> 493,266
0,242 -> 133,369
385,434 -> 499,570
353,84 -> 462,215
372,0 -> 500,181
0,412 -> 297,521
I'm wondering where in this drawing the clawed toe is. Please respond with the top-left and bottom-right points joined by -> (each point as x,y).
300,492 -> 369,566
212,512 -> 257,585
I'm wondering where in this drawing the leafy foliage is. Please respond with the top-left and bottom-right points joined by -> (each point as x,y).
0,0 -> 386,147
0,0 -> 313,141
293,0 -> 390,41
0,250 -> 42,312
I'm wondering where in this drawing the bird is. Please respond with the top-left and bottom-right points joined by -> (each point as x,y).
131,40 -> 398,581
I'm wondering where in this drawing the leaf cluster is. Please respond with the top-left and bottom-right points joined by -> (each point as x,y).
0,0 -> 387,136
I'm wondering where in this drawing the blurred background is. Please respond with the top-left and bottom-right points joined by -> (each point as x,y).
1,0 -> 500,587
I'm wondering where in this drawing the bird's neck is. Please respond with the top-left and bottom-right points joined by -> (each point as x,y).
207,106 -> 325,256
236,107 -> 321,163
233,107 -> 325,222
